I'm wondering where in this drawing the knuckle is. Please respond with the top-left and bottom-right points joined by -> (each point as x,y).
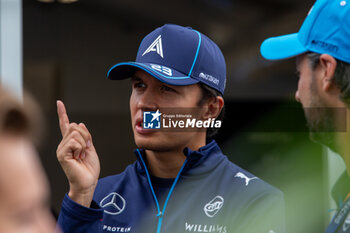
71,131 -> 81,139
56,149 -> 65,162
78,126 -> 89,139
56,148 -> 60,157
56,150 -> 61,160
57,155 -> 64,163
56,143 -> 64,156
70,139 -> 82,149
74,142 -> 82,149
68,123 -> 78,132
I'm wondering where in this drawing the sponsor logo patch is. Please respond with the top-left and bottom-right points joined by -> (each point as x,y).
185,222 -> 227,233
234,172 -> 258,186
103,225 -> 132,232
100,192 -> 126,215
199,72 -> 219,85
311,40 -> 338,52
203,196 -> 224,218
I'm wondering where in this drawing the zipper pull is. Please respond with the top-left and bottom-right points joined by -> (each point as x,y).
157,211 -> 163,217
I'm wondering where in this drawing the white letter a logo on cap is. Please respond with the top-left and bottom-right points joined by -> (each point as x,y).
142,35 -> 164,58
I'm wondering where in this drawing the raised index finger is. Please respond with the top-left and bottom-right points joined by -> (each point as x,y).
57,100 -> 70,136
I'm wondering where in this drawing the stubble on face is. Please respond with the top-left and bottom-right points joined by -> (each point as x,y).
302,61 -> 339,152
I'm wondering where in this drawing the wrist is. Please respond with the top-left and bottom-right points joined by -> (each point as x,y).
68,185 -> 96,208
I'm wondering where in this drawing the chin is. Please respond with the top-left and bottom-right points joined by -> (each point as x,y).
136,141 -> 173,152
305,104 -> 343,151
134,132 -> 189,152
134,133 -> 164,150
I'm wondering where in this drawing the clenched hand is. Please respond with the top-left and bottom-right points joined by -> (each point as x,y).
56,100 -> 100,207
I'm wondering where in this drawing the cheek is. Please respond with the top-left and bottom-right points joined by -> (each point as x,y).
130,94 -> 137,115
296,79 -> 302,96
297,77 -> 308,97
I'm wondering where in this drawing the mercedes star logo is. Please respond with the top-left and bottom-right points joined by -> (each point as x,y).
100,192 -> 126,215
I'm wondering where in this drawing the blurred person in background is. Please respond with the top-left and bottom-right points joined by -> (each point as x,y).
0,86 -> 57,233
56,24 -> 285,233
261,0 -> 350,232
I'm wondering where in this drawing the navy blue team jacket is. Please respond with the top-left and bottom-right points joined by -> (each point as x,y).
58,140 -> 285,233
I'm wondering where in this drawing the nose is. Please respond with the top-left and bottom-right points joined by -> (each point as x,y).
295,90 -> 300,103
137,88 -> 159,111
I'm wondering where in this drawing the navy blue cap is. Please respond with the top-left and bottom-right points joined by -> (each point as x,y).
107,24 -> 226,95
261,0 -> 350,63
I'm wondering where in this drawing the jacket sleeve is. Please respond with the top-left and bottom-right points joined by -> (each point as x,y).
57,193 -> 104,233
234,190 -> 286,233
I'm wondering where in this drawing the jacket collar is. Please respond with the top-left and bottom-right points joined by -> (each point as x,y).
134,140 -> 225,176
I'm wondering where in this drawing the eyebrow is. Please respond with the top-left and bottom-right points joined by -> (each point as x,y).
130,76 -> 142,82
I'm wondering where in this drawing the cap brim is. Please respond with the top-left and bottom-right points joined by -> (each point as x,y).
107,62 -> 199,86
260,33 -> 308,60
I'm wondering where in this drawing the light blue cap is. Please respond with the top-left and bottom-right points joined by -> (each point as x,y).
260,0 -> 350,63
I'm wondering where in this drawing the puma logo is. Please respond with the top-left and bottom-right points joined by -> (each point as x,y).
235,172 -> 258,186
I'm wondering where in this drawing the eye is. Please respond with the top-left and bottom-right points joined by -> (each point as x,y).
160,85 -> 176,92
133,81 -> 146,89
295,70 -> 301,79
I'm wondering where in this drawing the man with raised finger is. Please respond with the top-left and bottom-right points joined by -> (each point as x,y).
57,24 -> 285,233
260,0 -> 350,232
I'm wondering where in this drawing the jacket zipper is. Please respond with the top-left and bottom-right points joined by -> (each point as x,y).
136,149 -> 188,233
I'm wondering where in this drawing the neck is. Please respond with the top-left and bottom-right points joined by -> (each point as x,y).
145,149 -> 186,179
145,138 -> 206,178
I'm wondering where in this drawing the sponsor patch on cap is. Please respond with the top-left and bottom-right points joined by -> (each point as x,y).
199,72 -> 219,85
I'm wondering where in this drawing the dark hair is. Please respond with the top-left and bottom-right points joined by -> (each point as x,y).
197,83 -> 225,139
0,87 -> 42,143
307,52 -> 350,107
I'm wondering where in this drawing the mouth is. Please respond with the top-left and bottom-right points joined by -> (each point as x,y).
136,118 -> 142,127
135,117 -> 156,135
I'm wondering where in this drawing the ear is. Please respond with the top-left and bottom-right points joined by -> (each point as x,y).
202,96 -> 224,120
319,54 -> 337,92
